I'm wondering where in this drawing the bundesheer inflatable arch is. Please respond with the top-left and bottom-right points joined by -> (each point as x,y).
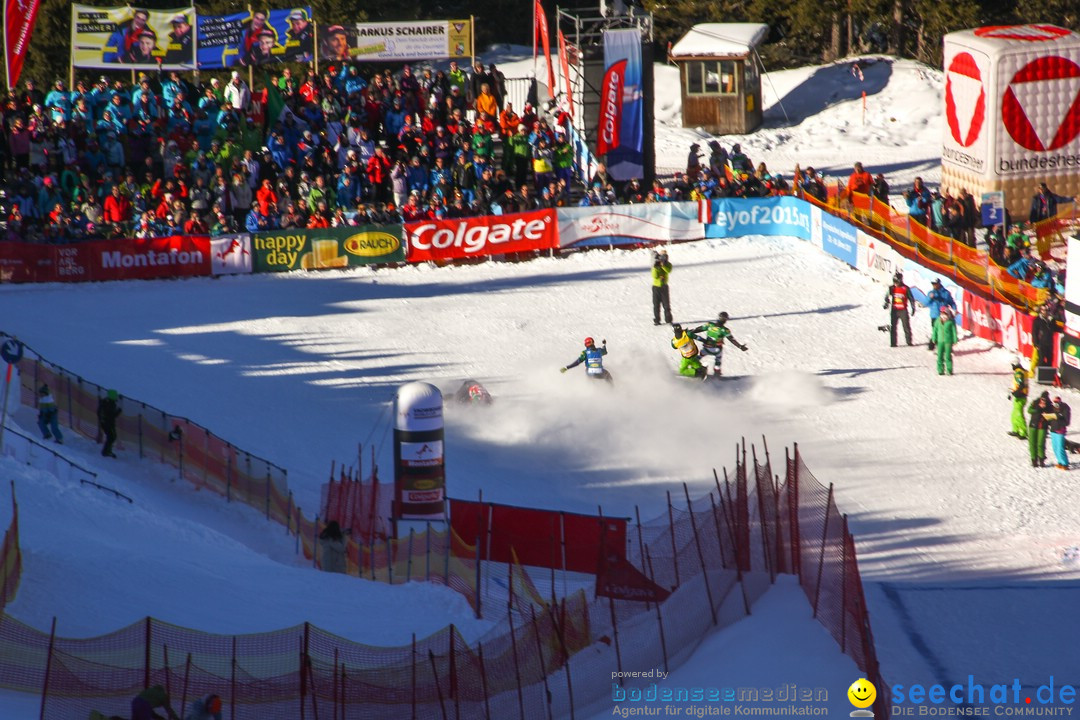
941,25 -> 1080,219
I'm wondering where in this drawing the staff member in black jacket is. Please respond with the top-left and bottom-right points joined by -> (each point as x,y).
97,389 -> 122,458
1028,391 -> 1052,468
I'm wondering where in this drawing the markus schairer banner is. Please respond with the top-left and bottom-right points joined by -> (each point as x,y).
405,209 -> 557,262
598,28 -> 643,181
251,225 -> 405,273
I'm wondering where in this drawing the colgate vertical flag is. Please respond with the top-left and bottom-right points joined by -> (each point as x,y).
601,28 -> 643,180
534,0 -> 555,99
558,28 -> 574,116
4,0 -> 40,90
596,60 -> 625,155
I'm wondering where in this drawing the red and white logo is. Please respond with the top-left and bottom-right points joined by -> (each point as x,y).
406,210 -> 558,261
1001,56 -> 1080,151
945,51 -> 986,147
974,25 -> 1072,42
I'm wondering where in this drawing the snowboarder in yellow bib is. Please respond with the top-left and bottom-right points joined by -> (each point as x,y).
690,311 -> 748,376
671,324 -> 707,379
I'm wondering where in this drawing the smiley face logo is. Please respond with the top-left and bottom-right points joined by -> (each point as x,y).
848,679 -> 876,716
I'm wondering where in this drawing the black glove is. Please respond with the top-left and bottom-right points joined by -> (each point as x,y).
740,345 -> 748,352
602,339 -> 607,345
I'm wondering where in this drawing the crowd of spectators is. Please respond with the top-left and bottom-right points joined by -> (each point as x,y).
0,59 -> 600,243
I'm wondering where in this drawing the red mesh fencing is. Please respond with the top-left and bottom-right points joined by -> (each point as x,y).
0,485 -> 20,613
0,342 -> 888,720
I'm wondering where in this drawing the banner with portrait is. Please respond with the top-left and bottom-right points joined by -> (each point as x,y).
319,19 -> 472,63
197,7 -> 313,69
70,4 -> 195,70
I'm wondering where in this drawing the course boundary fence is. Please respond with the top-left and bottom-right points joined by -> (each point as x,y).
0,431 -> 885,718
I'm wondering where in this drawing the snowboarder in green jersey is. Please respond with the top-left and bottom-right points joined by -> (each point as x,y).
690,311 -> 748,377
1008,361 -> 1029,439
671,324 -> 707,379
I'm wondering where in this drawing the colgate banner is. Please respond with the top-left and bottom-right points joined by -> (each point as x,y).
405,209 -> 557,262
596,59 -> 625,156
600,28 -> 643,180
4,0 -> 40,90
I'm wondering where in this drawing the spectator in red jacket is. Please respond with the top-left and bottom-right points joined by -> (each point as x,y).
103,186 -> 132,225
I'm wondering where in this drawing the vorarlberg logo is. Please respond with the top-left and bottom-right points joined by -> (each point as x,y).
890,677 -> 1077,716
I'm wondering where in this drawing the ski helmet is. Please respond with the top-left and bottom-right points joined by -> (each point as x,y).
717,311 -> 729,323
672,323 -> 683,335
584,337 -> 594,347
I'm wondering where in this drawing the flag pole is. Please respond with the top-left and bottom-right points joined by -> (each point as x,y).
532,0 -> 537,72
3,0 -> 11,93
470,16 -> 475,67
313,21 -> 319,77
192,10 -> 200,82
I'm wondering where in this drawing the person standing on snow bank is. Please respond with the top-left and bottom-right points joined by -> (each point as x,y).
930,307 -> 957,375
97,389 -> 122,458
560,337 -> 613,383
1049,396 -> 1072,470
651,250 -> 673,326
691,311 -> 748,377
924,278 -> 956,350
671,324 -> 707,379
884,272 -> 914,347
1028,392 -> 1053,468
1008,361 -> 1029,440
37,385 -> 62,444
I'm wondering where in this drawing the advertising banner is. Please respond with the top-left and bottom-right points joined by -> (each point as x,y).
557,202 -> 702,248
960,290 -> 1003,346
405,209 -> 557,262
534,0 -> 555,98
1060,334 -> 1080,389
1065,235 -> 1080,337
91,236 -> 210,281
558,28 -> 574,116
323,20 -> 472,63
71,4 -> 196,70
0,242 -> 54,283
820,211 -> 858,267
601,28 -> 643,180
197,8 -> 313,69
211,234 -> 253,276
251,225 -> 405,273
704,197 -> 813,240
4,0 -> 40,90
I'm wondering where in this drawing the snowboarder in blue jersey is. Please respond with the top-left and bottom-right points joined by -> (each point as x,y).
924,278 -> 956,350
560,337 -> 613,383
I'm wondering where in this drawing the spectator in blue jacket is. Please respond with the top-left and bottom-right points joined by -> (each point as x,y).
1007,248 -> 1035,280
924,278 -> 957,350
905,177 -> 932,224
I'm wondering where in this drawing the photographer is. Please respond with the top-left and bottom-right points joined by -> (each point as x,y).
652,249 -> 673,326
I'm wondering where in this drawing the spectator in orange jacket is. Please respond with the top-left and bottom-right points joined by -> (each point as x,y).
499,102 -> 521,138
845,161 -> 873,199
475,83 -> 500,133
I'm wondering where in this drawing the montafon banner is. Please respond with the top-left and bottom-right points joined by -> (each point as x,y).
71,4 -> 195,70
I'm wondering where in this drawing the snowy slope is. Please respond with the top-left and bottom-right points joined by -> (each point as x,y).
3,52 -> 1076,718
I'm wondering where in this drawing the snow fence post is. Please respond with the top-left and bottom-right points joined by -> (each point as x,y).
683,482 -> 716,625
791,444 -> 801,580
407,528 -> 414,581
180,653 -> 192,720
812,483 -> 834,618
841,513 -> 849,653
529,607 -> 552,720
143,616 -> 151,690
477,642 -> 492,720
265,470 -> 271,521
230,636 -> 237,720
507,604 -> 526,720
665,491 -> 680,587
37,616 -> 57,720
428,648 -> 450,720
633,506 -> 651,611
411,634 -> 417,720
645,546 -> 669,674
449,624 -> 460,719
751,444 -> 775,583
475,535 -> 482,619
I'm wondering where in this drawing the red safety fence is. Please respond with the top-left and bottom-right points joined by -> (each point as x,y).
0,325 -> 887,717
0,484 -> 20,613
818,181 -> 1077,314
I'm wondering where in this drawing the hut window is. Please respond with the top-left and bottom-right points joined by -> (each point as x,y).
685,60 -> 738,96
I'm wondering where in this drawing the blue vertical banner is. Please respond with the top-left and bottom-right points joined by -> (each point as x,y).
601,28 -> 643,181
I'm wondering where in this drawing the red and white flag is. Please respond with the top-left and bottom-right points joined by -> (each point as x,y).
4,0 -> 40,91
558,29 -> 574,117
534,0 -> 555,99
596,59 -> 626,155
